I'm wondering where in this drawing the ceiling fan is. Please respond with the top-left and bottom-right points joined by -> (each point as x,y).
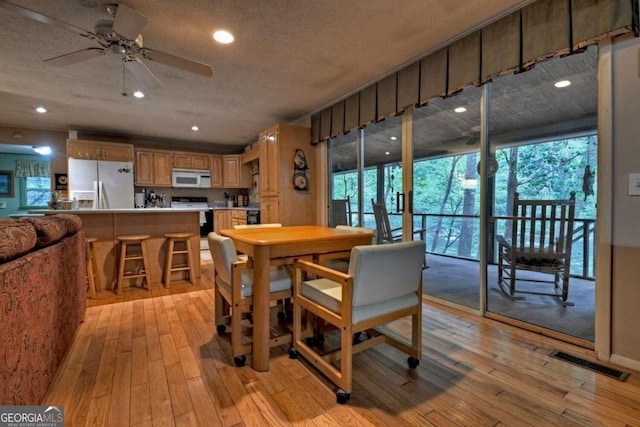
0,0 -> 213,89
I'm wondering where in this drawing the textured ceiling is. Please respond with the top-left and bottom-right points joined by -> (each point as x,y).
0,0 -> 531,150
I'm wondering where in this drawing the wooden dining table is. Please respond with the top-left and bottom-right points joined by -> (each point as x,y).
220,225 -> 375,371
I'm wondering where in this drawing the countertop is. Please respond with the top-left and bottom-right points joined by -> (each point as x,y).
28,208 -> 208,214
212,206 -> 259,211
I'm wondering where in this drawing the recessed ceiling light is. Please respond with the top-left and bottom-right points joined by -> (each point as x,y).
191,125 -> 200,132
35,106 -> 47,114
33,146 -> 51,155
385,151 -> 390,155
213,30 -> 234,44
554,80 -> 571,88
390,136 -> 397,141
133,90 -> 145,98
454,107 -> 466,113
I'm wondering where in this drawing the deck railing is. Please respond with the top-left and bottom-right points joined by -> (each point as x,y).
356,212 -> 596,279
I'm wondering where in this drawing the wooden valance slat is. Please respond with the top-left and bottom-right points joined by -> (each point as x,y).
310,113 -> 320,144
448,31 -> 481,95
397,61 -> 420,112
377,74 -> 397,120
359,84 -> 377,127
482,12 -> 521,83
320,107 -> 332,142
344,93 -> 360,132
419,48 -> 448,104
522,0 -> 572,69
572,0 -> 636,49
331,100 -> 345,138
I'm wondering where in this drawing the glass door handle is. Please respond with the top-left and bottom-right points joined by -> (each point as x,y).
396,192 -> 405,213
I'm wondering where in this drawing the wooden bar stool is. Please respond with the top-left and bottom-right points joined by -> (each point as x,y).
116,234 -> 152,294
86,237 -> 100,298
163,232 -> 195,288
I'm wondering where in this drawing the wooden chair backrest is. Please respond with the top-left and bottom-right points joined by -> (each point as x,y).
371,199 -> 394,244
331,196 -> 352,227
510,192 -> 576,257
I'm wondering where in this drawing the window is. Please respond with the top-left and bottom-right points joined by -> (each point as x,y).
21,176 -> 50,208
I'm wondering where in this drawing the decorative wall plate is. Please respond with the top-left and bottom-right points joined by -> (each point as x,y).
293,171 -> 309,191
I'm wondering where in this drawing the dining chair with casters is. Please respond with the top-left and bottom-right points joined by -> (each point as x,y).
208,232 -> 293,367
497,192 -> 576,305
289,240 -> 425,404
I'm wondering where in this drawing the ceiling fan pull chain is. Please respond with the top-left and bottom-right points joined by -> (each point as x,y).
122,62 -> 127,97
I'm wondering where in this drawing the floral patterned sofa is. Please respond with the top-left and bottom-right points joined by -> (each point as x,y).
0,214 -> 87,405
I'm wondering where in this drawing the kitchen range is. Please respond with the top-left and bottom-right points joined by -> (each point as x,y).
171,196 -> 212,237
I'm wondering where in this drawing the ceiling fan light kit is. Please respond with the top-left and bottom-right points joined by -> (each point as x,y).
0,0 -> 213,90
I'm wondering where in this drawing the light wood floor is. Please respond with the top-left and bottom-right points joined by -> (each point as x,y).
44,262 -> 640,426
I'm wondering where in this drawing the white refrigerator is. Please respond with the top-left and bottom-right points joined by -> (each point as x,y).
68,158 -> 135,209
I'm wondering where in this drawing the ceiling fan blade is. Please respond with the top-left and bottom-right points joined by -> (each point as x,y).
112,3 -> 148,41
141,48 -> 213,77
125,59 -> 162,90
0,0 -> 95,38
44,47 -> 105,67
465,136 -> 479,145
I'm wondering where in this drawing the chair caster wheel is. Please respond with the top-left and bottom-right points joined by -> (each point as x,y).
336,389 -> 351,404
233,355 -> 246,367
277,311 -> 286,322
407,356 -> 420,369
216,324 -> 226,335
288,348 -> 298,359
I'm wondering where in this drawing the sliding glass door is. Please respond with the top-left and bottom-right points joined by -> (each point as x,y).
412,86 -> 482,310
485,46 -> 598,342
327,45 -> 598,343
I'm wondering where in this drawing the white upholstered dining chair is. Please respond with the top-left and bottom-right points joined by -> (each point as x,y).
290,240 -> 425,404
208,232 -> 293,366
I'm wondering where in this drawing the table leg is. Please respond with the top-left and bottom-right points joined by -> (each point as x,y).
252,245 -> 271,371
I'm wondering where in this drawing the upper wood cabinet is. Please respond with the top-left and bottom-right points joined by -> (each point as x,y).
255,123 -> 314,226
135,149 -> 172,187
67,140 -> 134,162
260,128 -> 280,198
173,152 -> 210,170
222,155 -> 250,188
210,155 -> 223,188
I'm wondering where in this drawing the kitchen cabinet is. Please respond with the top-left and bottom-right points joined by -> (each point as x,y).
135,149 -> 172,187
222,155 -> 250,188
210,155 -> 223,188
173,152 -> 210,170
214,210 -> 232,233
67,140 -> 134,162
214,209 -> 247,232
255,123 -> 314,225
231,210 -> 247,227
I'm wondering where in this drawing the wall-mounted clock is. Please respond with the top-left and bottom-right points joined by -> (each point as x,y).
293,171 -> 309,191
294,148 -> 307,170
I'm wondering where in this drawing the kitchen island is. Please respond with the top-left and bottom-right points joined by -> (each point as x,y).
30,208 -> 204,293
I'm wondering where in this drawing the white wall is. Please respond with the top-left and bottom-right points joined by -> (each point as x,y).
609,34 -> 640,368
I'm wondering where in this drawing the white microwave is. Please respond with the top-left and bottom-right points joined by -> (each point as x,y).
172,169 -> 211,188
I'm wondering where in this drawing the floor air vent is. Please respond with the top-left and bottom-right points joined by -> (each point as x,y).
550,350 -> 630,381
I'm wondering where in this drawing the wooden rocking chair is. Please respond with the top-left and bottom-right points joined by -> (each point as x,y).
497,192 -> 576,305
